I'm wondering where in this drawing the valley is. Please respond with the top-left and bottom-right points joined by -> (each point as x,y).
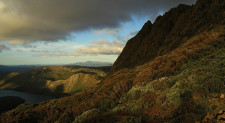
0,66 -> 111,96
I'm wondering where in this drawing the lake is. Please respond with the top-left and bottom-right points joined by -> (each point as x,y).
0,90 -> 54,104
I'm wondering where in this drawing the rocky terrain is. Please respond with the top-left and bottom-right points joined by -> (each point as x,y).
0,0 -> 224,122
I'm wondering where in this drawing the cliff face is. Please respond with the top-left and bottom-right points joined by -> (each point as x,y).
1,0 -> 225,122
111,4 -> 192,72
111,20 -> 153,72
111,0 -> 225,72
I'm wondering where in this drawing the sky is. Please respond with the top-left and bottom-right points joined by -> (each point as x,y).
0,0 -> 196,65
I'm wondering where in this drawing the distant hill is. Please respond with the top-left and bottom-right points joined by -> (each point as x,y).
71,61 -> 112,67
1,0 -> 224,122
0,61 -> 112,73
0,65 -> 38,73
0,66 -> 111,97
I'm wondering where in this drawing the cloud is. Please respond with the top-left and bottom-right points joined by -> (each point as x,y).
92,27 -> 128,42
8,41 -> 84,57
28,40 -> 124,57
7,40 -> 27,45
30,40 -> 124,57
92,28 -> 121,36
0,0 -> 196,43
73,40 -> 125,56
32,50 -> 70,58
0,44 -> 9,52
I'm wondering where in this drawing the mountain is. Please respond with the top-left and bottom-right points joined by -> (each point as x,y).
1,0 -> 225,122
111,1 -> 224,72
71,61 -> 112,67
0,66 -> 110,97
0,65 -> 38,73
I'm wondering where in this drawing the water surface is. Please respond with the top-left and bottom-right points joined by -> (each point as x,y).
0,90 -> 54,104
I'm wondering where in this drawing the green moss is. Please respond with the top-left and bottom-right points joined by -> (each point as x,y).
170,48 -> 225,94
126,84 -> 153,101
180,90 -> 193,102
74,109 -> 100,123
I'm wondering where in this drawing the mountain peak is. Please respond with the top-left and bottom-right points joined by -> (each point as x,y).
111,4 -> 192,73
111,20 -> 153,72
111,0 -> 224,73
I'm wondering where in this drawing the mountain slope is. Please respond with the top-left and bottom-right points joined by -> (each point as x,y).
1,0 -> 224,122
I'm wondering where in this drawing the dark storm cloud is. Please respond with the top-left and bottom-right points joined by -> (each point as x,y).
0,0 -> 196,42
